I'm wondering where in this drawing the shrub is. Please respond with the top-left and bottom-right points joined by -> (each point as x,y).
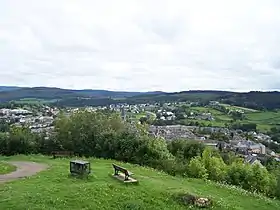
187,156 -> 208,180
168,139 -> 205,161
202,148 -> 227,182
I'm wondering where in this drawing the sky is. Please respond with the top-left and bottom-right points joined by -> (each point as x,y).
1,0 -> 280,92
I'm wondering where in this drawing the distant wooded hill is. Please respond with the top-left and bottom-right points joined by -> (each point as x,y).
0,86 -> 280,110
0,86 -> 163,101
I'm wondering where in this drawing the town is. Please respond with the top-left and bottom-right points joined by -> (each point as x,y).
1,100 -> 279,168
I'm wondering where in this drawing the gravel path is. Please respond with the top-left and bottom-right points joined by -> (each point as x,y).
0,161 -> 48,183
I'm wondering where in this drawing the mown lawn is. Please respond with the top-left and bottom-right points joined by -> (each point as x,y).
0,155 -> 279,210
0,161 -> 16,175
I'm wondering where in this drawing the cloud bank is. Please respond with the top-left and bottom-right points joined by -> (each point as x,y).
1,0 -> 280,92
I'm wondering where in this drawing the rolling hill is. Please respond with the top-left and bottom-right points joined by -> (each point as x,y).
1,86 -> 280,110
0,86 -> 21,92
0,86 -> 164,103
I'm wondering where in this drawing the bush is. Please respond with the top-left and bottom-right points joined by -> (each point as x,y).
167,139 -> 205,161
187,156 -> 208,179
226,161 -> 277,197
202,148 -> 227,182
0,127 -> 45,155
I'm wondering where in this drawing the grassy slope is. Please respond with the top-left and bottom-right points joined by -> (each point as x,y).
220,104 -> 258,113
188,106 -> 280,132
0,155 -> 279,210
0,161 -> 16,175
190,107 -> 232,121
246,111 -> 280,123
184,107 -> 231,127
12,98 -> 58,104
243,111 -> 280,132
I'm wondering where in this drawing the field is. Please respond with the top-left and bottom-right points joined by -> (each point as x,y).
182,105 -> 280,132
242,111 -> 280,132
246,111 -> 280,124
220,104 -> 258,113
189,107 -> 232,121
12,98 -> 59,104
1,155 -> 280,210
179,107 -> 231,127
129,111 -> 156,121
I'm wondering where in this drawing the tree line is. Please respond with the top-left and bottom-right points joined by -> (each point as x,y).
0,110 -> 279,198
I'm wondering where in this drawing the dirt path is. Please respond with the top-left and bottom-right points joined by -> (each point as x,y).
0,161 -> 48,183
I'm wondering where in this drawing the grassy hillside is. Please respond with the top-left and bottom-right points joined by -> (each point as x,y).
221,104 -> 258,113
0,161 -> 16,174
182,105 -> 280,132
241,111 -> 280,131
12,98 -> 59,105
0,155 -> 279,210
246,111 -> 280,123
0,86 -> 21,92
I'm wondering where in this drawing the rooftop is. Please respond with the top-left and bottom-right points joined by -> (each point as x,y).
70,160 -> 89,164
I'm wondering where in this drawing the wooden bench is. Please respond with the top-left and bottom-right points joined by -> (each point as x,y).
112,164 -> 134,181
52,151 -> 74,159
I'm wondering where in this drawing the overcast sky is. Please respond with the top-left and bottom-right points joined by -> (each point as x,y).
1,0 -> 280,92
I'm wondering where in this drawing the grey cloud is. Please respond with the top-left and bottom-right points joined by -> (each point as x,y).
1,0 -> 280,91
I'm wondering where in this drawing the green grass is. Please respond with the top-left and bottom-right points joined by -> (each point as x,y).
190,107 -> 222,115
145,111 -> 156,119
246,111 -> 280,123
220,104 -> 258,113
184,107 -> 230,127
12,98 -> 59,104
133,112 -> 148,120
1,155 -> 279,210
241,111 -> 280,132
186,105 -> 280,132
0,161 -> 16,175
256,124 -> 274,132
189,107 -> 232,121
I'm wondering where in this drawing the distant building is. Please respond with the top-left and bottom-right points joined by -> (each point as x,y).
234,141 -> 266,155
209,101 -> 220,106
245,154 -> 263,167
121,107 -> 126,121
249,143 -> 266,154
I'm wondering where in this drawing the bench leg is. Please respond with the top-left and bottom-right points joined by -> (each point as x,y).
114,169 -> 118,176
124,174 -> 129,181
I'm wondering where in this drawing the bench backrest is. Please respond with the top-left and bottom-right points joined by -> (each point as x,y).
112,164 -> 129,175
53,151 -> 73,155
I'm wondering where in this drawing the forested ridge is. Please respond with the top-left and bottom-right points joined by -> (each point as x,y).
1,87 -> 280,110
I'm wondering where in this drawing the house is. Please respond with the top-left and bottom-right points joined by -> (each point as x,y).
248,143 -> 266,154
245,155 -> 263,167
216,141 -> 232,151
234,141 -> 266,155
209,101 -> 220,106
204,143 -> 218,149
235,141 -> 250,155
